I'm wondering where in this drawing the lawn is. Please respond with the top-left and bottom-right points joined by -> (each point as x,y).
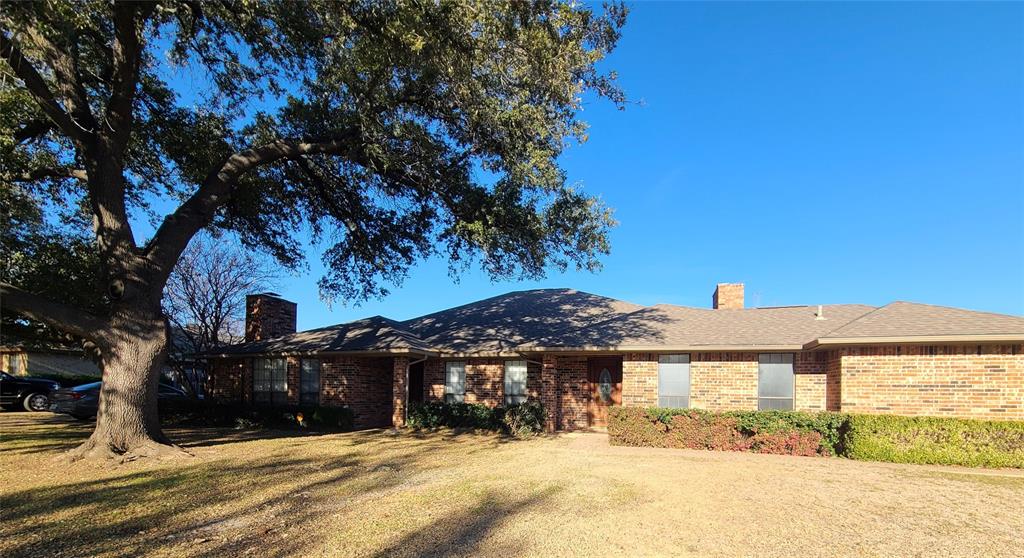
2,413 -> 1023,557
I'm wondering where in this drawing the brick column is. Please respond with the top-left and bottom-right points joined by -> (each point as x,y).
541,354 -> 559,432
286,356 -> 300,405
392,356 -> 409,427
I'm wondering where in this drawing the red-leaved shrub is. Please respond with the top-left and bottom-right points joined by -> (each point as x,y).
608,407 -> 829,457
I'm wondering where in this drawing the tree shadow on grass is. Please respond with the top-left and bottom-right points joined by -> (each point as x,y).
0,418 -> 544,558
371,487 -> 560,558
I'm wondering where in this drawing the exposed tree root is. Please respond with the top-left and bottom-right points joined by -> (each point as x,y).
60,436 -> 193,465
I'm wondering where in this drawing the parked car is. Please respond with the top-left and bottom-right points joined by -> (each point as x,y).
0,372 -> 62,412
50,382 -> 189,420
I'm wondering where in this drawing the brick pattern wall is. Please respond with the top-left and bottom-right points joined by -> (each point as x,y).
465,359 -> 505,407
392,356 -> 408,427
556,356 -> 589,430
541,355 -> 558,431
689,352 -> 759,411
838,345 -> 1024,420
208,358 -> 246,401
622,353 -> 658,406
244,294 -> 297,342
713,283 -> 744,309
424,359 -> 445,401
422,358 -> 542,408
825,350 -> 842,411
321,356 -> 393,428
794,352 -> 826,411
794,374 -> 826,411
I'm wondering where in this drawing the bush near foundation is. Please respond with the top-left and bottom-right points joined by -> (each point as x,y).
164,402 -> 354,431
609,407 -> 840,456
841,414 -> 1024,468
406,401 -> 545,437
609,407 -> 1024,467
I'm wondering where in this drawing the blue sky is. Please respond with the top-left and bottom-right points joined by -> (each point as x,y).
147,1 -> 1024,328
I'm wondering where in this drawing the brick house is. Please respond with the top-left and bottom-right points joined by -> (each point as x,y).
206,285 -> 1024,430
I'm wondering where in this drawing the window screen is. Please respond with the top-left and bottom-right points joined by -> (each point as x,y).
445,361 -> 466,403
504,360 -> 528,405
254,358 -> 287,405
300,359 -> 320,405
758,353 -> 794,410
658,354 -> 690,408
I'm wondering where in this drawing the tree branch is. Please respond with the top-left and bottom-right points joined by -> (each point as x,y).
0,32 -> 89,142
145,132 -> 358,276
0,282 -> 107,343
11,167 -> 88,182
105,2 -> 150,152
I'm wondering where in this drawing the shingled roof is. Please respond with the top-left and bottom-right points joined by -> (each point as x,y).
213,288 -> 1024,357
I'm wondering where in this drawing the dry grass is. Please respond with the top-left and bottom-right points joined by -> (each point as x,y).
2,412 -> 1023,557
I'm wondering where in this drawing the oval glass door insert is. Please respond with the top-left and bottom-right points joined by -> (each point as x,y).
598,368 -> 612,402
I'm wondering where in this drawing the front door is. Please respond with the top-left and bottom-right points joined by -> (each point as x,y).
587,357 -> 622,427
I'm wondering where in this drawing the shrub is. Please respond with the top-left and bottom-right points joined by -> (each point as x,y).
407,401 -> 545,437
841,414 -> 1024,468
611,407 -> 1024,468
502,401 -> 546,437
163,401 -> 354,431
617,407 -> 845,456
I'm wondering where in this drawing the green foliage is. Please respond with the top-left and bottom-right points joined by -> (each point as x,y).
613,407 -> 1024,467
841,414 -> 1024,468
164,402 -> 354,432
639,407 -> 847,455
501,401 -> 546,437
3,0 -> 629,306
407,400 -> 545,437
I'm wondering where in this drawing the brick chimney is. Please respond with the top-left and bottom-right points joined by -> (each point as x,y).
245,293 -> 297,342
712,283 -> 744,310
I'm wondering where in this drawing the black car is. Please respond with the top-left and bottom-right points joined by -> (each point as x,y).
50,382 -> 189,420
0,372 -> 62,412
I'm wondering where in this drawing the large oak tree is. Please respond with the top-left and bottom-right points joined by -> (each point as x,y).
0,0 -> 625,461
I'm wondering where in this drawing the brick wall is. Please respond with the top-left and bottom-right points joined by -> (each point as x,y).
465,359 -> 505,407
208,358 -> 246,401
690,352 -> 759,411
422,358 -> 543,407
825,350 -> 842,411
838,345 -> 1024,420
392,357 -> 408,427
321,356 -> 393,428
244,294 -> 297,342
622,353 -> 658,406
207,355 -> 394,428
794,352 -> 826,411
556,356 -> 589,430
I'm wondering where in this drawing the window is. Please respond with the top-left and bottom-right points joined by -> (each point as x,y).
758,353 -> 794,410
300,359 -> 321,405
444,361 -> 466,403
658,354 -> 690,408
254,358 -> 287,405
504,360 -> 528,405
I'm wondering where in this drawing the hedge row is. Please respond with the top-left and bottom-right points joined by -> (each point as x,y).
407,401 -> 545,437
608,407 -> 1024,468
163,401 -> 355,431
843,414 -> 1024,468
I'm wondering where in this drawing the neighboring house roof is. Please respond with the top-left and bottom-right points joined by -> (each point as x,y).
212,288 -> 1024,357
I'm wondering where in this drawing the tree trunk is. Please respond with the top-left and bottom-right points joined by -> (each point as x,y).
67,311 -> 189,462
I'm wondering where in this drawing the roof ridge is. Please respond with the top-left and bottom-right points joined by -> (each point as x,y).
815,303 -> 886,337
887,300 -> 1024,319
